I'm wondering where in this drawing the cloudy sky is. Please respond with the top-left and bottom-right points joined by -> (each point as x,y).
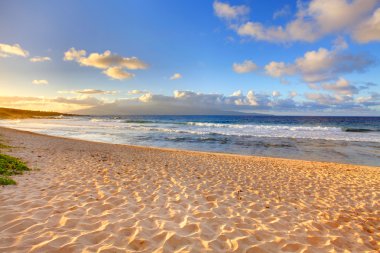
1,0 -> 380,115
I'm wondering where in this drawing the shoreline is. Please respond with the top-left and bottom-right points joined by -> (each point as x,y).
1,126 -> 378,168
0,126 -> 379,252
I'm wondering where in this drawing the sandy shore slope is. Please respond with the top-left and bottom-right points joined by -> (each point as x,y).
0,127 -> 379,252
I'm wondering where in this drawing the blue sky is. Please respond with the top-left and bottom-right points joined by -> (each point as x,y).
0,0 -> 380,115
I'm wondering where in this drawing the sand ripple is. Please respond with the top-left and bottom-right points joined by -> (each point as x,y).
0,127 -> 379,252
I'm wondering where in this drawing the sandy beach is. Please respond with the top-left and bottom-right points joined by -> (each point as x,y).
0,126 -> 379,252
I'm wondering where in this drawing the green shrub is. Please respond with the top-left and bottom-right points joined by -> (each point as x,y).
0,154 -> 29,185
0,176 -> 16,185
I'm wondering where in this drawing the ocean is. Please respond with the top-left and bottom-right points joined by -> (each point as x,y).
1,115 -> 379,166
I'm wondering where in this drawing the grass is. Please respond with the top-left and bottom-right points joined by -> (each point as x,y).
0,153 -> 30,185
0,135 -> 30,185
0,176 -> 16,185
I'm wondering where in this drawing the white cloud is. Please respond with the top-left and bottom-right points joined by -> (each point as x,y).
159,90 -> 261,107
0,95 -> 104,113
170,73 -> 182,80
103,66 -> 134,80
0,43 -> 29,58
139,93 -> 154,103
265,61 -> 294,78
273,5 -> 291,19
353,8 -> 380,43
295,48 -> 336,82
305,92 -> 352,105
321,78 -> 359,95
244,91 -> 258,106
32,79 -> 48,85
272,91 -> 281,97
77,50 -> 147,70
89,89 -> 378,114
63,48 -> 147,80
215,0 -> 380,43
289,91 -> 297,98
333,36 -> 348,50
231,90 -> 242,96
213,1 -> 249,20
355,92 -> 380,105
307,0 -> 377,35
237,23 -> 268,41
64,48 -> 86,61
30,56 -> 51,62
264,45 -> 373,83
232,60 -> 258,73
128,90 -> 149,95
1,88 -> 379,115
53,96 -> 105,106
58,89 -> 117,95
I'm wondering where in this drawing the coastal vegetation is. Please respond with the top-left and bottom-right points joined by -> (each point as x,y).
0,153 -> 29,185
0,107 -> 74,119
0,138 -> 29,185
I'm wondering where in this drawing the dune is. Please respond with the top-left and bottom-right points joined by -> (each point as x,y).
0,126 -> 379,252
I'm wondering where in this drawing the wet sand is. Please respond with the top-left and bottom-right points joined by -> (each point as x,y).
0,127 -> 379,252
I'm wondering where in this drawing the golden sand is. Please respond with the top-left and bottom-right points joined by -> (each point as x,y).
0,127 -> 379,252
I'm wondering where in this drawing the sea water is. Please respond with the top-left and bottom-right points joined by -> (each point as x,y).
1,115 -> 379,166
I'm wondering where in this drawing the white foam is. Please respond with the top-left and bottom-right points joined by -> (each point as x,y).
1,117 -> 380,143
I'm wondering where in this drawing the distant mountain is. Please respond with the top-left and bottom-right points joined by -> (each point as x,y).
0,107 -> 74,119
73,104 -> 267,116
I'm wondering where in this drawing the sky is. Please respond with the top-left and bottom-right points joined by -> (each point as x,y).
0,0 -> 380,115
